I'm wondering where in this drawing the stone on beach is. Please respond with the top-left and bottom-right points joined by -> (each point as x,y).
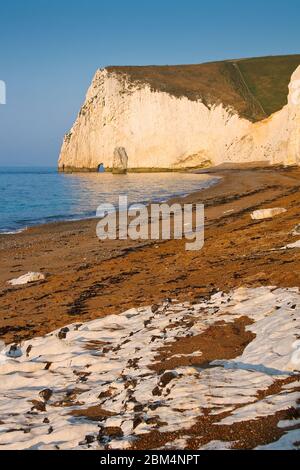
281,240 -> 300,250
291,224 -> 300,236
6,344 -> 22,358
8,272 -> 45,286
251,208 -> 287,220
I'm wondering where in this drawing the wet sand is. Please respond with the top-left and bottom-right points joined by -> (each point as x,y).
1,165 -> 300,344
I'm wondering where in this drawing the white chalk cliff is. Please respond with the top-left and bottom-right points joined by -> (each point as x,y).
58,66 -> 300,171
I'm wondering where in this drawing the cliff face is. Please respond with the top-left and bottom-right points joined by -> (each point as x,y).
58,61 -> 300,171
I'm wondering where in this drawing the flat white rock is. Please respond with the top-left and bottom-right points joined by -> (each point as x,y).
251,208 -> 287,220
281,240 -> 300,250
8,272 -> 45,286
0,286 -> 299,450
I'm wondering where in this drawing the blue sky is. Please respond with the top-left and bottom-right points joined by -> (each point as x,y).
0,0 -> 300,166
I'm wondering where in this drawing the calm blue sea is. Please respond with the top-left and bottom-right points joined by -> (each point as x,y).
0,167 -> 218,233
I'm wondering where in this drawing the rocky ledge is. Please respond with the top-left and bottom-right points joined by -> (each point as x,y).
0,286 -> 299,450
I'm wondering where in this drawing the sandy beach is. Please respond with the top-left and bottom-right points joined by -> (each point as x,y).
1,165 -> 300,343
1,165 -> 300,450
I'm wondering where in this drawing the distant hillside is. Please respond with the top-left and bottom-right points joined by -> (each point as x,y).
108,54 -> 300,122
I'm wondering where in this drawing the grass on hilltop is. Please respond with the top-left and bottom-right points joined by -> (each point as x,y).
107,54 -> 300,122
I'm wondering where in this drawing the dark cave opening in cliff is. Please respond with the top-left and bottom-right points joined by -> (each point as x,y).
98,163 -> 105,173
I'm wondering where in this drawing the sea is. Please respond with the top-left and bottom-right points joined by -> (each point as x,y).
0,167 -> 218,234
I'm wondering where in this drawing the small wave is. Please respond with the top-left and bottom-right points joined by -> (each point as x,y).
0,227 -> 27,235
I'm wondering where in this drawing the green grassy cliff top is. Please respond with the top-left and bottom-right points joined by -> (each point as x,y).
107,55 -> 300,122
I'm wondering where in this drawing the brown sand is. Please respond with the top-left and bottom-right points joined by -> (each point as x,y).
1,165 -> 300,344
151,317 -> 255,373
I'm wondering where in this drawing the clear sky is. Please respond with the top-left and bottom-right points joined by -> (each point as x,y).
0,0 -> 300,166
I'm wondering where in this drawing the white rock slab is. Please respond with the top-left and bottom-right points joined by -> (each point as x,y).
0,286 -> 299,450
251,208 -> 287,220
281,240 -> 300,250
8,272 -> 45,286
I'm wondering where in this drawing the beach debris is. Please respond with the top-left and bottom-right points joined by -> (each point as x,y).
251,208 -> 287,220
8,272 -> 45,286
0,286 -> 299,450
281,240 -> 300,250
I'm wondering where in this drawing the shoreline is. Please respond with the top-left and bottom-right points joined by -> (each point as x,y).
58,165 -> 212,173
0,162 -> 283,236
0,170 -> 219,236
